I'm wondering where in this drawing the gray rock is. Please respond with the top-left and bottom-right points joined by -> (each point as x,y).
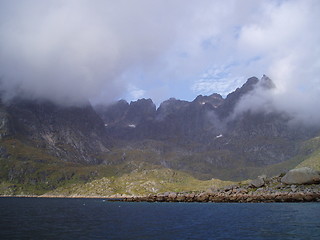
0,146 -> 9,158
250,176 -> 265,188
163,192 -> 170,197
291,185 -> 297,192
5,99 -> 110,164
281,167 -> 320,185
205,189 -> 214,194
168,192 -> 177,198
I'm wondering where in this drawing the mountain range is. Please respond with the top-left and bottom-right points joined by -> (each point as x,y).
1,75 -> 319,195
95,75 -> 318,179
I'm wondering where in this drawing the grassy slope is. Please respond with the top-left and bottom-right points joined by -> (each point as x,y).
0,138 -> 235,196
295,136 -> 320,171
0,138 -> 124,195
46,168 -> 234,196
225,135 -> 320,179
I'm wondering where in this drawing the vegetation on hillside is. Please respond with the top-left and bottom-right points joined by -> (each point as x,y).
1,133 -> 320,196
47,168 -> 234,196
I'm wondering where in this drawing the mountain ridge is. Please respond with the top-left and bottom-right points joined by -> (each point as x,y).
95,75 -> 319,180
1,75 -> 320,195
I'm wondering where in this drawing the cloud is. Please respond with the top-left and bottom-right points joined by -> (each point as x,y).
127,84 -> 146,101
0,0 -> 265,106
233,0 -> 320,126
0,0 -> 186,105
0,0 -> 319,126
192,65 -> 245,97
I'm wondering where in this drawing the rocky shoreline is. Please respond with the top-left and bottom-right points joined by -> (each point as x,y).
120,186 -> 320,203
2,188 -> 319,202
120,169 -> 320,203
2,168 -> 320,203
1,186 -> 320,203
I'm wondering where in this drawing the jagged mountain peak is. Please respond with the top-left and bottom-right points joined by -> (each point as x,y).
217,75 -> 276,118
125,98 -> 156,125
260,74 -> 276,89
129,98 -> 154,105
193,93 -> 224,108
225,76 -> 258,98
157,98 -> 189,116
98,76 -> 275,126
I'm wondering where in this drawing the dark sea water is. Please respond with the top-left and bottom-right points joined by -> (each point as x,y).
0,198 -> 320,240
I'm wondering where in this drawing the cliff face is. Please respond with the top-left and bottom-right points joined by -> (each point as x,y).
0,98 -> 109,164
96,76 -> 318,175
0,102 -> 12,140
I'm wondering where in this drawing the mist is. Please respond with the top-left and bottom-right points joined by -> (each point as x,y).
0,0 -> 187,105
0,0 -> 320,126
233,74 -> 320,127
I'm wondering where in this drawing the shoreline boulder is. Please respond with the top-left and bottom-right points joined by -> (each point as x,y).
281,167 -> 320,185
250,175 -> 266,188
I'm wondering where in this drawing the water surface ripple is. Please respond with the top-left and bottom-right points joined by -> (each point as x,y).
0,198 -> 320,239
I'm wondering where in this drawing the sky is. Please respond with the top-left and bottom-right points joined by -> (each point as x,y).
0,0 -> 320,124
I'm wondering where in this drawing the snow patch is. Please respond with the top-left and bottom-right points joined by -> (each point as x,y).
104,123 -> 108,127
215,134 -> 223,138
128,124 -> 136,128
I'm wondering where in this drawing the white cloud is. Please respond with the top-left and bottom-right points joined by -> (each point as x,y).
127,84 -> 146,101
0,0 -> 319,125
233,0 -> 320,125
192,66 -> 245,97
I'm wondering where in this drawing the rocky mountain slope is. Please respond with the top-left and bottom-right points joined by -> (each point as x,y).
96,76 -> 319,180
0,98 -> 110,164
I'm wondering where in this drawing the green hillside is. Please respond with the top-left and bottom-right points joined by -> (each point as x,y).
295,136 -> 320,170
46,168 -> 234,197
0,138 -> 233,196
1,134 -> 320,197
